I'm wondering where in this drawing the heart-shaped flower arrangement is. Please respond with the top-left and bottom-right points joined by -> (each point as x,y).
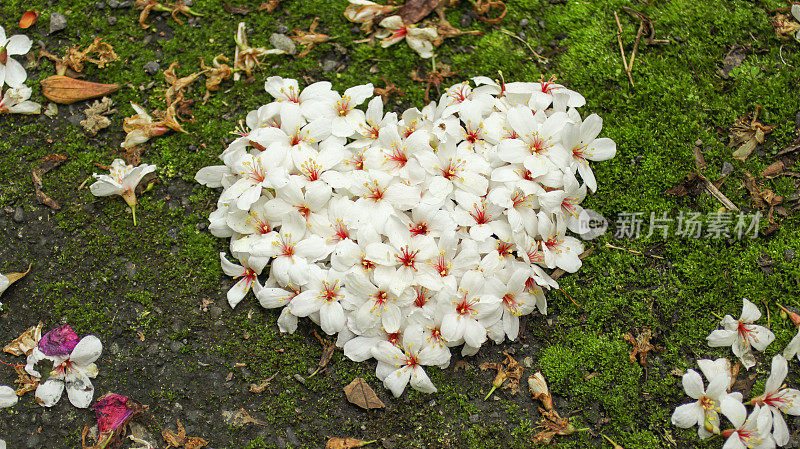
195,75 -> 617,397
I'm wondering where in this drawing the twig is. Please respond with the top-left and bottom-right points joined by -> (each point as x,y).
629,21 -> 644,72
604,243 -> 665,259
701,177 -> 739,211
613,12 -> 634,87
557,288 -> 584,310
498,28 -> 549,64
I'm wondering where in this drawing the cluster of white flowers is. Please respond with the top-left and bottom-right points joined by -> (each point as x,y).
196,75 -> 617,396
0,25 -> 40,115
674,298 -> 800,447
672,355 -> 800,448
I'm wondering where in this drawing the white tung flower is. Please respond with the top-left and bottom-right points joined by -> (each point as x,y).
670,358 -> 739,439
0,85 -> 41,114
194,76 -> 617,398
90,159 -> 157,225
0,385 -> 18,408
706,298 -> 775,370
0,26 -> 32,88
751,354 -> 800,446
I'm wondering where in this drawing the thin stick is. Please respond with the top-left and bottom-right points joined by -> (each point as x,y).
499,28 -> 549,64
605,243 -> 665,259
613,12 -> 634,87
702,178 -> 740,211
629,21 -> 644,71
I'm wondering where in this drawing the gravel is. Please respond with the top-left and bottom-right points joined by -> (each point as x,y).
49,13 -> 67,34
144,61 -> 160,75
269,33 -> 296,55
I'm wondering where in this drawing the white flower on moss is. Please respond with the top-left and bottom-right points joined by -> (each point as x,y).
90,159 -> 157,225
720,400 -> 774,449
0,86 -> 40,114
706,298 -> 775,370
671,358 -> 739,439
372,324 -> 449,397
0,26 -> 32,88
376,16 -> 438,59
751,354 -> 800,446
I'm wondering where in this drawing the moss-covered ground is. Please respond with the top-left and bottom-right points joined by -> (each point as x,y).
1,0 -> 799,447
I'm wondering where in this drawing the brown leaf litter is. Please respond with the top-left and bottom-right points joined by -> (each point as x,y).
729,106 -> 775,162
3,321 -> 42,356
163,419 -> 208,448
290,18 -> 332,57
32,154 -> 68,209
326,437 -> 378,449
39,38 -> 119,77
81,97 -> 116,136
479,351 -> 523,399
623,327 -> 663,368
343,378 -> 385,409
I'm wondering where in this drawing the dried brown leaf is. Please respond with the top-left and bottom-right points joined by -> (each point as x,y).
163,419 -> 208,448
222,409 -> 267,427
40,75 -> 119,104
474,0 -> 506,24
4,321 -> 42,356
31,153 -> 67,209
223,2 -> 251,14
14,365 -> 40,396
326,437 -> 377,449
81,97 -> 116,136
344,378 -> 385,409
374,78 -> 404,104
258,0 -> 282,12
393,0 -> 442,25
665,172 -> 703,197
290,18 -> 331,57
532,408 -> 577,444
249,373 -> 277,393
761,160 -> 786,178
479,351 -> 524,398
623,327 -> 663,368
729,107 -> 775,162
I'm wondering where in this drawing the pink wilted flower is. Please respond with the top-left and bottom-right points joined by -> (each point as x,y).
92,393 -> 144,449
25,324 -> 103,408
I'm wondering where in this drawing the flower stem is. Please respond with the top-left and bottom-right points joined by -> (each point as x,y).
710,311 -> 724,321
484,385 -> 498,400
132,204 -> 138,226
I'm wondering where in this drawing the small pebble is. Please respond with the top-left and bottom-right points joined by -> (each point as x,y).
107,0 -> 119,7
460,14 -> 473,28
95,2 -> 106,9
107,16 -> 118,25
721,161 -> 734,177
13,206 -> 24,223
270,33 -> 296,55
144,61 -> 160,75
519,18 -> 529,27
119,0 -> 132,7
321,59 -> 338,73
293,374 -> 306,384
49,13 -> 67,34
275,23 -> 289,34
786,249 -> 796,262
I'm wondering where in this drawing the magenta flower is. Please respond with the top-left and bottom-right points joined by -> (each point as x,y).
37,324 -> 80,357
93,393 -> 142,448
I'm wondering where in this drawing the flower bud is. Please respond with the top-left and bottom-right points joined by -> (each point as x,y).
528,372 -> 553,410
